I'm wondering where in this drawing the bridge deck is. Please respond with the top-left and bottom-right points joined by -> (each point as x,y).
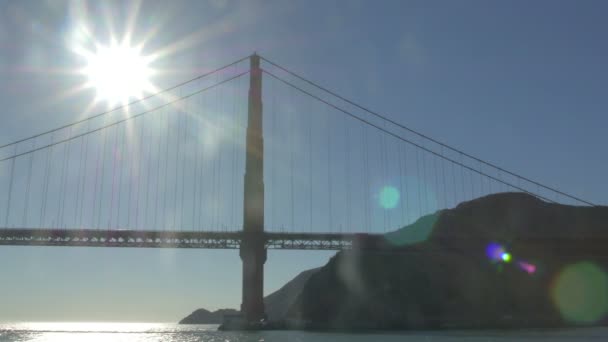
2,228 -> 607,255
0,228 -> 368,250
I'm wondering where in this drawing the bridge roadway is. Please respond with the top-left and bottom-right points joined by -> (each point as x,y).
0,228 -> 373,250
2,228 -> 608,257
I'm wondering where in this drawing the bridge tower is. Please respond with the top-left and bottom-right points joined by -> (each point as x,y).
240,53 -> 266,323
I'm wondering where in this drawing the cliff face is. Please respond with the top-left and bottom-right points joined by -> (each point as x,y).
287,193 -> 608,329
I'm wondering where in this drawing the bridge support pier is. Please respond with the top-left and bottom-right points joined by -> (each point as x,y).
240,234 -> 267,322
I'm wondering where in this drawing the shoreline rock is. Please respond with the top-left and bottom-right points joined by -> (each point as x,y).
179,267 -> 321,324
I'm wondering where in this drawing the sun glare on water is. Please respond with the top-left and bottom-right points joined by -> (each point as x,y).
80,42 -> 155,106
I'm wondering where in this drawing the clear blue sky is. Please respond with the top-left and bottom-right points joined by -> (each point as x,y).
0,0 -> 607,322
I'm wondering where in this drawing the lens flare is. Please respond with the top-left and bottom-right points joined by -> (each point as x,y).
486,242 -> 505,262
486,243 -> 515,264
518,261 -> 536,274
379,186 -> 400,209
552,261 -> 608,324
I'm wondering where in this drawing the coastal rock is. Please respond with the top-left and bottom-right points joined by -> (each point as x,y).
180,267 -> 320,324
179,308 -> 239,324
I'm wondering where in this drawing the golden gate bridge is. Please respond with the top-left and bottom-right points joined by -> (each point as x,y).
0,54 -> 595,323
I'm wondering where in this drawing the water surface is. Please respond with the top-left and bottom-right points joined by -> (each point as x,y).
1,322 -> 607,341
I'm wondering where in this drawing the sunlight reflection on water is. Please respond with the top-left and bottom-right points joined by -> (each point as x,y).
2,323 -> 608,341
0,322 -> 220,342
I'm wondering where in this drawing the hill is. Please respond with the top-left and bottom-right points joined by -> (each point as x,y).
286,192 -> 608,329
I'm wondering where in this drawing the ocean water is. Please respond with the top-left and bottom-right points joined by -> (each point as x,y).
1,323 -> 608,341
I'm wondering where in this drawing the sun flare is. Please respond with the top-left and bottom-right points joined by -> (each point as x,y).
82,42 -> 155,106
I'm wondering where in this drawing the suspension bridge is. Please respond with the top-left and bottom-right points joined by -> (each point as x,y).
0,54 -> 596,323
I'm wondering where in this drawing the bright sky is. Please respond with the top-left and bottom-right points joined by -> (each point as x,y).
0,0 -> 607,322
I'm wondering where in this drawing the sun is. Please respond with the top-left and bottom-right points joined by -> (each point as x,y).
82,42 -> 155,106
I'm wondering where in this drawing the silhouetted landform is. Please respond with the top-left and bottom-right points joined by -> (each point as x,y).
264,267 -> 321,321
179,267 -> 320,324
179,308 -> 239,324
285,192 -> 608,330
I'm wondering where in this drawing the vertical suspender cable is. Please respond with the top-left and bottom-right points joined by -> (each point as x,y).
117,125 -> 126,228
231,68 -> 238,230
415,148 -> 422,220
380,127 -> 388,231
308,96 -> 313,233
451,159 -> 458,207
215,82 -> 222,230
362,123 -> 370,232
135,119 -> 145,229
290,88 -> 295,232
470,162 -> 475,200
79,122 -> 91,227
5,145 -> 17,227
56,131 -> 66,227
97,119 -> 109,229
58,127 -> 72,228
460,153 -> 466,203
180,102 -> 188,229
163,99 -> 171,231
326,105 -> 333,233
398,140 -> 405,225
420,142 -> 428,215
144,115 -> 154,229
197,92 -> 206,230
91,128 -> 102,228
218,80 -> 225,231
271,78 -> 277,230
211,80 -> 218,230
433,148 -> 440,212
174,95 -> 182,229
74,130 -> 85,226
41,136 -> 53,227
210,117 -> 217,230
478,161 -> 484,197
402,143 -> 409,224
345,117 -> 351,232
497,170 -> 502,193
192,98 -> 200,231
22,141 -> 35,227
489,172 -> 494,196
109,125 -> 120,229
441,147 -> 448,209
127,123 -> 135,228
154,106 -> 164,230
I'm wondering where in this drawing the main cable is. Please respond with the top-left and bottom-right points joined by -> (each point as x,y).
0,71 -> 250,163
262,69 -> 555,205
0,56 -> 250,151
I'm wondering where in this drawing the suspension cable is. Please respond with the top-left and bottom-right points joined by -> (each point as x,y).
0,56 -> 250,151
262,69 -> 556,204
259,57 -> 595,206
0,71 -> 250,163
